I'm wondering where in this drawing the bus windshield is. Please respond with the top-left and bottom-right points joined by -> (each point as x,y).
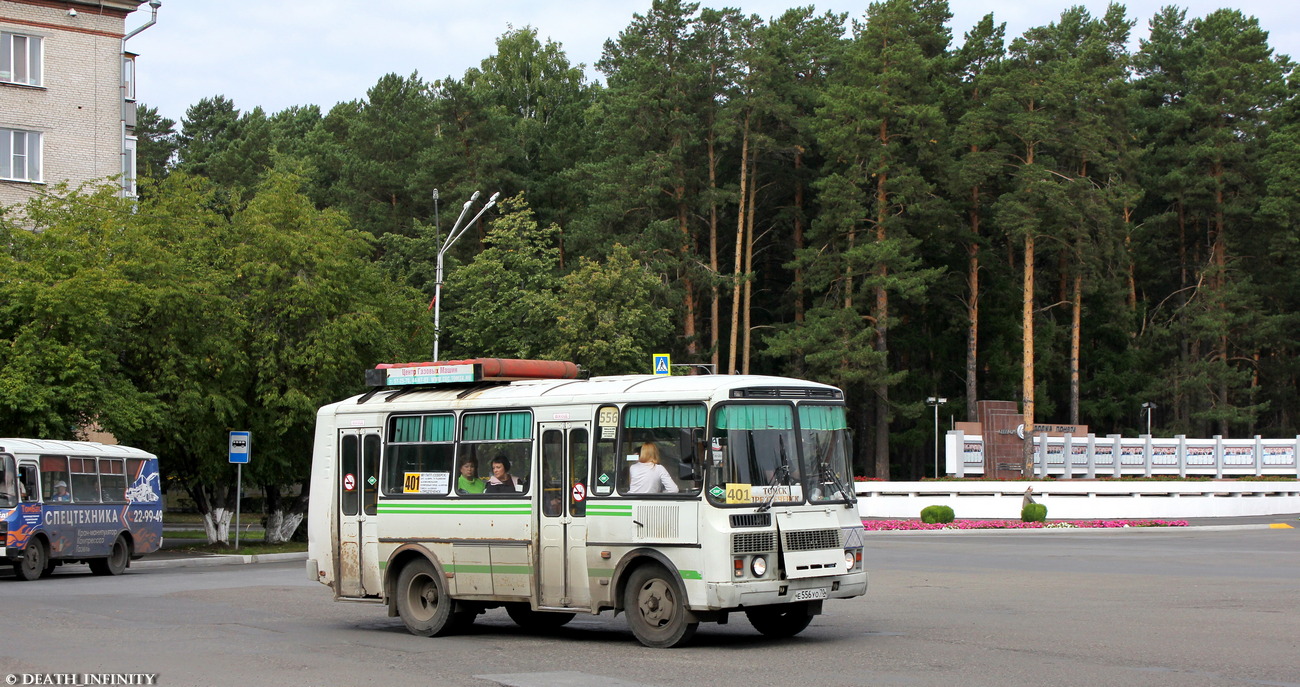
799,405 -> 855,505
708,404 -> 802,506
707,403 -> 854,507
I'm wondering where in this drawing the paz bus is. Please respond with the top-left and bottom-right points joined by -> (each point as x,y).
306,359 -> 868,647
1,439 -> 164,580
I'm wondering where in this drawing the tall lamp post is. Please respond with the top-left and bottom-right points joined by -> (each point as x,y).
432,191 -> 499,362
1141,402 -> 1157,436
926,397 -> 947,478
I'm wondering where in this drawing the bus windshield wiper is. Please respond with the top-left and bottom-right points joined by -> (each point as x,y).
820,462 -> 856,509
757,463 -> 790,513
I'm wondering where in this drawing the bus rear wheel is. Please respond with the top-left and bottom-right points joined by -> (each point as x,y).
13,539 -> 46,581
623,564 -> 697,648
506,603 -> 575,630
745,602 -> 815,638
90,535 -> 130,576
395,558 -> 456,637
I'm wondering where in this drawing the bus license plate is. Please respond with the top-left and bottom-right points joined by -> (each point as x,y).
793,588 -> 828,601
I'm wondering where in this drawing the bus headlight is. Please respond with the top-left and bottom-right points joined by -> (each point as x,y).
750,556 -> 767,577
844,550 -> 856,570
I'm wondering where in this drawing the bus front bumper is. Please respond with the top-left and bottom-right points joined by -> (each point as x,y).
702,569 -> 868,610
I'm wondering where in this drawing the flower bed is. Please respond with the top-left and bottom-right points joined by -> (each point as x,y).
862,519 -> 1188,531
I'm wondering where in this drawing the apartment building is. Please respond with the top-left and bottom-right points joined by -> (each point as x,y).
0,0 -> 157,209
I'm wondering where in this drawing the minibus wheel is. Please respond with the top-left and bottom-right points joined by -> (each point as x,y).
13,538 -> 46,581
395,558 -> 455,637
90,535 -> 130,576
745,602 -> 814,638
624,564 -> 697,648
506,603 -> 575,630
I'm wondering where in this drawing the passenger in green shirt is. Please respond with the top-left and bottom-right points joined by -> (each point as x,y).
457,457 -> 486,494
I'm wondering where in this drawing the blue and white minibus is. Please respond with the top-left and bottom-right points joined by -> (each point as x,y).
0,439 -> 164,580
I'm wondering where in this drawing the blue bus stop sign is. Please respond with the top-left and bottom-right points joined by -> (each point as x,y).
229,431 -> 251,464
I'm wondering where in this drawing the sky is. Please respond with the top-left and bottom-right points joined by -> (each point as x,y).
127,1 -> 1299,126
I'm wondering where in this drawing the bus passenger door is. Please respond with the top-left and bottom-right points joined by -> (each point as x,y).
537,422 -> 591,610
337,429 -> 381,597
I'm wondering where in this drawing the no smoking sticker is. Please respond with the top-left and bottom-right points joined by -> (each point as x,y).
571,483 -> 586,502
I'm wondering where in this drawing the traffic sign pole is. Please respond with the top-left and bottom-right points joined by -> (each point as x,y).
229,432 -> 251,551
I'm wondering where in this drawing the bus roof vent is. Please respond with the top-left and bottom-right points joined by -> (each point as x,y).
366,358 -> 582,388
730,387 -> 842,400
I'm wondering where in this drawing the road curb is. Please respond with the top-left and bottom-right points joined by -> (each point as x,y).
133,551 -> 307,569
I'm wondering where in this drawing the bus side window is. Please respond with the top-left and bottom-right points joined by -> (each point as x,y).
70,457 -> 101,504
100,458 -> 127,503
41,455 -> 71,501
592,405 -> 619,496
17,465 -> 37,501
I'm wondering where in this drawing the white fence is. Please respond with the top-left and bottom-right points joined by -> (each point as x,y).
944,431 -> 1300,479
854,480 -> 1300,519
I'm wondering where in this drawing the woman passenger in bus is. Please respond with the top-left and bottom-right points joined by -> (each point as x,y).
628,442 -> 679,494
457,458 -> 486,494
484,456 -> 524,494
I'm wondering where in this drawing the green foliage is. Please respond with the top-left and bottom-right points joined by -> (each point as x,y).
1021,503 -> 1048,522
920,505 -> 955,524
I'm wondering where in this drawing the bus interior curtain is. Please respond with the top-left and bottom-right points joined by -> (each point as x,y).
799,405 -> 848,431
625,405 -> 706,429
715,405 -> 793,430
423,415 -> 454,442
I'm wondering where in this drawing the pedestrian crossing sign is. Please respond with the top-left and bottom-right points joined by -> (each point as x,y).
653,354 -> 671,376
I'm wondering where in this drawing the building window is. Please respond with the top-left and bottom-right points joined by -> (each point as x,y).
123,136 -> 137,196
1,129 -> 42,182
1,32 -> 43,86
123,55 -> 136,101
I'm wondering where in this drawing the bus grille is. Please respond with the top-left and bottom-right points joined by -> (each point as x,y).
730,513 -> 772,528
783,528 -> 842,551
732,531 -> 777,554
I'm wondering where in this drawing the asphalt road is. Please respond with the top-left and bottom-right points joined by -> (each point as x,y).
2,527 -> 1297,687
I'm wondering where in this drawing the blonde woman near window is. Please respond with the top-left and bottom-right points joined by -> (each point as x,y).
628,442 -> 678,494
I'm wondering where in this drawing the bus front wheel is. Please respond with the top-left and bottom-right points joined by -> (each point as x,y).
395,558 -> 456,637
90,535 -> 130,576
745,602 -> 815,638
623,564 -> 697,648
13,539 -> 46,581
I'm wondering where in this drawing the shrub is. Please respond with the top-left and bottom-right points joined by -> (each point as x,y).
1021,503 -> 1048,522
920,505 -> 955,524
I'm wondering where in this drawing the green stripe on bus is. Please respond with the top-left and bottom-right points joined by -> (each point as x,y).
586,505 -> 633,516
379,503 -> 532,509
447,564 -> 532,575
379,505 -> 532,514
588,568 -> 614,578
680,570 -> 702,580
378,509 -> 532,515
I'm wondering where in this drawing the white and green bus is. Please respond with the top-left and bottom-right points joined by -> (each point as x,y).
306,358 -> 867,648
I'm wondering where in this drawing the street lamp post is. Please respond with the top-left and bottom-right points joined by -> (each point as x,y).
926,397 -> 948,478
432,191 -> 499,362
1141,402 -> 1157,436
